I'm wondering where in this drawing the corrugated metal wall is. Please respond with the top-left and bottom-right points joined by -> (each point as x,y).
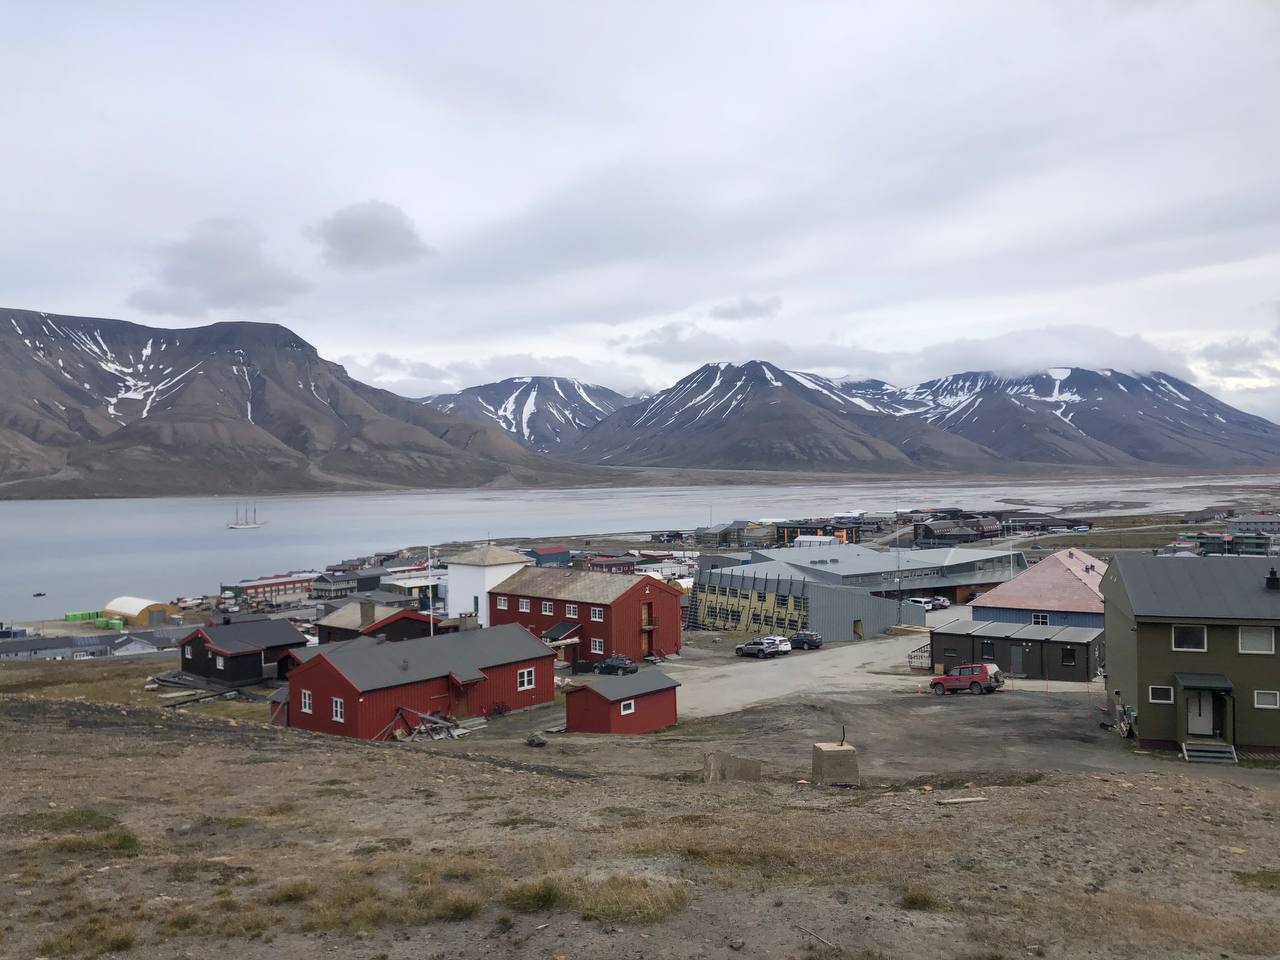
970,606 -> 1104,629
806,584 -> 924,641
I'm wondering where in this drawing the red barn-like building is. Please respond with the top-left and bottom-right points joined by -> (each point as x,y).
279,624 -> 555,740
565,671 -> 680,734
488,568 -> 682,663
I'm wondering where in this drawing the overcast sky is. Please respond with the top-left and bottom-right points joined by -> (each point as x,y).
4,2 -> 1280,414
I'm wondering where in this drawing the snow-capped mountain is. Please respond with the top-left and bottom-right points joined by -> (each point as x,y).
567,361 -> 999,470
853,367 -> 1280,466
0,308 -> 598,497
423,377 -> 636,453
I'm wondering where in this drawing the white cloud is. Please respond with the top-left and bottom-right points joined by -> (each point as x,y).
309,201 -> 432,270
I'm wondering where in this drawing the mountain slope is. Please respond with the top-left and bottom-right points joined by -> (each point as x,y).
0,308 -> 603,497
874,367 -> 1280,466
567,361 -> 1001,470
423,377 -> 635,453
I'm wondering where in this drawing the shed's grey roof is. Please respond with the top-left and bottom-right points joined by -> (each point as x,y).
932,620 -> 1102,645
574,670 -> 680,702
187,619 -> 305,655
312,623 -> 551,692
1112,555 -> 1280,621
288,646 -> 324,662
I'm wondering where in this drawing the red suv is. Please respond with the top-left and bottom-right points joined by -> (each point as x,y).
930,663 -> 1004,696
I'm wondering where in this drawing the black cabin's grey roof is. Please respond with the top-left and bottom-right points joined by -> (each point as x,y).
189,619 -> 305,655
575,670 -> 681,702
1174,672 -> 1234,692
1113,555 -> 1280,621
933,620 -> 1102,645
314,623 -> 551,692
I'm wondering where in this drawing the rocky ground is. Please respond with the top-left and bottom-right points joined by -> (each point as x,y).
3,693 -> 1280,960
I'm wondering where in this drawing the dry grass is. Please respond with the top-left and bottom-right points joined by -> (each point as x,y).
54,830 -> 141,857
504,877 -> 567,912
11,808 -> 118,832
1235,869 -> 1280,894
265,879 -> 318,905
37,916 -> 135,958
899,884 -> 941,911
576,875 -> 688,923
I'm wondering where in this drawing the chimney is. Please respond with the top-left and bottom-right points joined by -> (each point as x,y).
374,633 -> 387,645
1267,568 -> 1280,591
360,600 -> 376,627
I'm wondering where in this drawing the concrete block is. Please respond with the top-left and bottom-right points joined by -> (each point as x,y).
702,751 -> 762,783
812,742 -> 859,787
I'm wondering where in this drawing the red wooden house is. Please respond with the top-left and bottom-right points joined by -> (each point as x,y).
488,567 -> 682,664
278,624 -> 555,740
565,671 -> 680,734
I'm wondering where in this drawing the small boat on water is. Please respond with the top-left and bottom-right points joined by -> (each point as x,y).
228,503 -> 267,530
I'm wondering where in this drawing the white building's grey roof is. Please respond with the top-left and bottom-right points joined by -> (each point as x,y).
445,544 -> 532,567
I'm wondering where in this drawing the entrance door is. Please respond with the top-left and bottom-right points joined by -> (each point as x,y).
1009,645 -> 1023,675
1187,691 -> 1214,736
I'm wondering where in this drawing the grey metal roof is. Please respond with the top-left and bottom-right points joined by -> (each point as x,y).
312,623 -> 552,692
316,603 -> 402,631
189,619 -> 305,655
1174,672 -> 1233,692
493,566 -> 664,604
445,544 -> 531,567
933,620 -> 1102,645
543,620 -> 581,641
575,669 -> 680,702
288,646 -> 324,662
1113,555 -> 1280,621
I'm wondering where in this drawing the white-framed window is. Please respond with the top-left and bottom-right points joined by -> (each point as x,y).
591,637 -> 605,655
1031,613 -> 1049,626
566,603 -> 578,618
1255,690 -> 1280,710
590,606 -> 604,622
1148,685 -> 1174,704
1239,626 -> 1275,655
517,667 -> 535,691
519,598 -> 531,613
1171,624 -> 1207,652
496,596 -> 508,610
331,697 -> 345,722
184,645 -> 192,659
542,600 -> 554,616
300,689 -> 313,714
215,655 -> 225,670
620,699 -> 635,715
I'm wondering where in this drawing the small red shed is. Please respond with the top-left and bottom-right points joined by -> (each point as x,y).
565,670 -> 680,734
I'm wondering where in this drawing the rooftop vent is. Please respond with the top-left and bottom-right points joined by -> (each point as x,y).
1267,568 -> 1280,591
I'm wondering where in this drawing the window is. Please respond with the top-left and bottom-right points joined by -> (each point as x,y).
591,637 -> 604,655
943,647 -> 958,658
1148,685 -> 1174,704
756,591 -> 766,602
980,640 -> 995,661
184,645 -> 192,659
300,690 -> 313,714
1061,647 -> 1077,666
620,699 -> 636,715
331,697 -> 345,722
1171,624 -> 1207,652
1031,613 -> 1049,626
215,655 -> 225,671
566,603 -> 578,618
496,596 -> 508,610
518,598 -> 531,613
1255,690 -> 1280,710
590,606 -> 604,622
750,613 -> 761,625
517,667 -> 536,691
542,600 -> 554,616
1240,626 -> 1275,655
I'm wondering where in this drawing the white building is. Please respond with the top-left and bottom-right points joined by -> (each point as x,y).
444,545 -> 532,627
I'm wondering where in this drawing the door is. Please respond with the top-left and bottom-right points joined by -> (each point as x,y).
1187,691 -> 1213,736
1009,645 -> 1023,675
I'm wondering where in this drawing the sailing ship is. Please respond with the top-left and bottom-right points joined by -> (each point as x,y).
227,503 -> 267,530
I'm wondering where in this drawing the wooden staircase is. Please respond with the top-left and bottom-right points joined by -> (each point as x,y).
1181,740 -> 1238,764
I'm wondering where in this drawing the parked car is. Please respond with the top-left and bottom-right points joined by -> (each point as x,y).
930,663 -> 1005,696
1072,525 -> 1091,533
735,637 -> 780,659
930,596 -> 952,609
593,655 -> 639,675
765,635 -> 792,655
906,597 -> 934,612
788,630 -> 824,650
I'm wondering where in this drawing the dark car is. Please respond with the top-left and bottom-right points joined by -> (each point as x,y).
592,655 -> 639,675
788,631 -> 824,650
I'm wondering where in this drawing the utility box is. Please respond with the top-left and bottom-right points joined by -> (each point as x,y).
812,742 -> 859,787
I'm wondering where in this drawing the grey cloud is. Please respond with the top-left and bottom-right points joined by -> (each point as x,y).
710,296 -> 782,320
309,201 -> 433,271
128,219 -> 309,316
